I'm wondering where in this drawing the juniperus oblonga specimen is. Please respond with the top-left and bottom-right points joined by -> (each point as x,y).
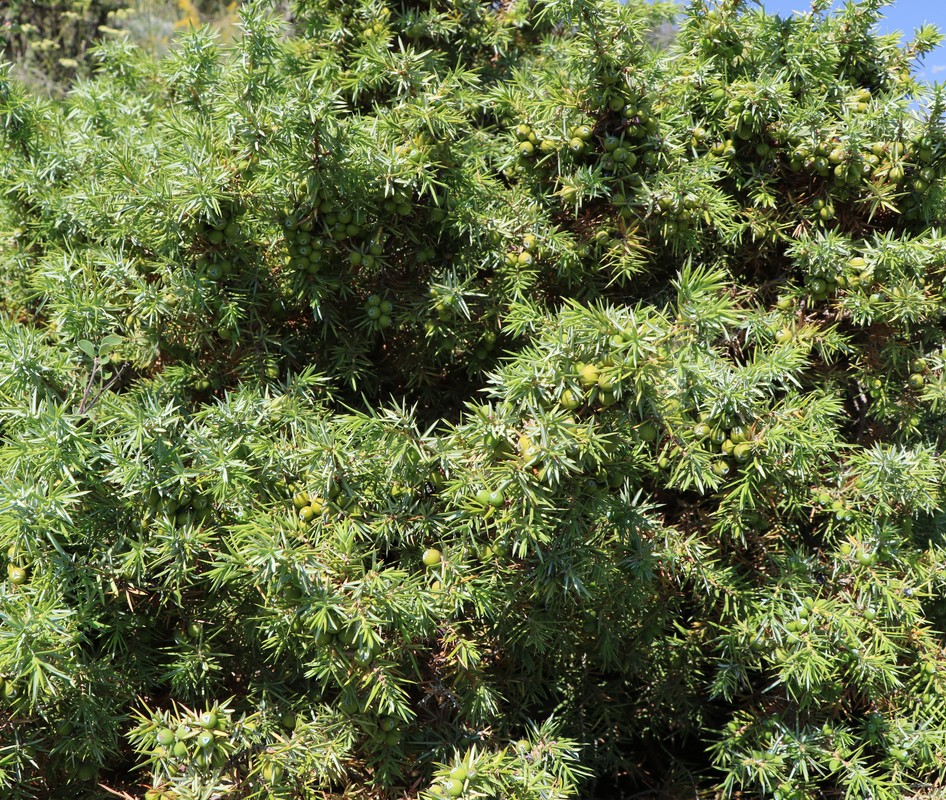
2,0 -> 946,798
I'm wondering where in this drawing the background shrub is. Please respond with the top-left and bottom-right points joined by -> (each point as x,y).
1,0 -> 240,92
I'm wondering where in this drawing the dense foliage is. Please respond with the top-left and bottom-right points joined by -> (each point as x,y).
2,0 -> 946,798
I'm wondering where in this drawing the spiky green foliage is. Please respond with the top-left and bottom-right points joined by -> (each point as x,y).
2,0 -> 946,799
